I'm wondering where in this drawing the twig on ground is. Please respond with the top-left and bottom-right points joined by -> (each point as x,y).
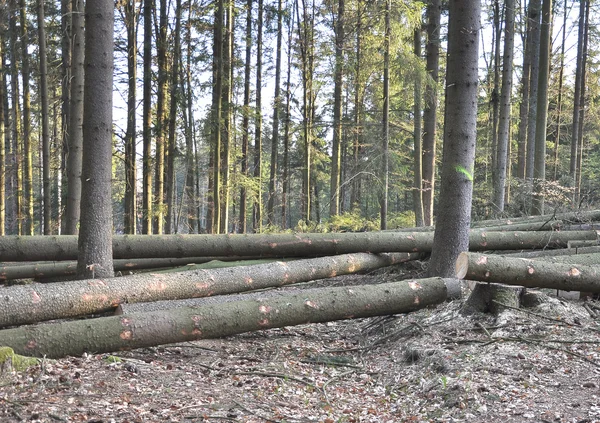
322,370 -> 356,405
491,300 -> 571,325
233,400 -> 281,423
232,371 -> 319,391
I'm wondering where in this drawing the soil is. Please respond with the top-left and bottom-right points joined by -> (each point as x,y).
1,263 -> 600,423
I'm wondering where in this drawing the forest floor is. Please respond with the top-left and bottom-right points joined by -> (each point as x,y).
1,262 -> 600,423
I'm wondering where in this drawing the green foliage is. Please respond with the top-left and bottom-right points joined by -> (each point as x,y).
327,210 -> 379,232
387,210 -> 417,229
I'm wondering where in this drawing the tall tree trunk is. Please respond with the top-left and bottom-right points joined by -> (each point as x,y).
77,0 -> 115,279
60,0 -> 72,234
9,0 -> 23,235
64,0 -> 84,235
153,0 -> 168,234
123,0 -> 139,235
239,0 -> 252,233
268,0 -> 284,226
329,0 -> 344,218
570,0 -> 585,186
492,0 -> 515,213
219,0 -> 233,234
0,37 -> 4,236
19,0 -> 33,235
531,0 -> 552,216
490,0 -> 501,175
380,0 -> 390,230
552,0 -> 568,181
422,0 -> 440,226
253,0 -> 264,232
428,0 -> 480,277
525,0 -> 541,183
574,0 -> 589,205
413,27 -> 424,227
281,2 -> 294,229
210,0 -> 224,234
183,0 -> 197,234
165,0 -> 183,234
142,0 -> 153,235
350,0 -> 363,211
38,0 -> 51,235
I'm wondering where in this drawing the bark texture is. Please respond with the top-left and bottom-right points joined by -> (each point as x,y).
456,252 -> 600,293
77,0 -> 114,278
0,277 -> 460,358
0,252 -> 419,327
0,231 -> 595,262
428,0 -> 480,277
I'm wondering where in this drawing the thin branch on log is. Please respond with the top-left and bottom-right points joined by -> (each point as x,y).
0,277 -> 460,358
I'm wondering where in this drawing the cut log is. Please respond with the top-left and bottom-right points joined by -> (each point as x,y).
0,252 -> 421,328
503,245 -> 600,258
456,252 -> 600,293
0,257 -> 259,282
116,274 -> 463,315
0,277 -> 460,358
470,209 -> 600,228
0,230 -> 596,262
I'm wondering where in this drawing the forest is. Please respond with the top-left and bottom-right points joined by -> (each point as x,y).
3,0 -> 600,421
0,0 -> 596,241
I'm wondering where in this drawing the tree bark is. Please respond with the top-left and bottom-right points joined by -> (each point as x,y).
428,0 -> 480,277
525,0 -> 541,185
0,277 -> 460,358
329,0 -> 344,218
239,0 -> 252,233
0,230 -> 595,262
141,0 -> 153,235
380,0 -> 390,230
422,0 -> 441,227
0,34 -> 5,236
570,0 -> 586,183
253,0 -> 264,232
64,0 -> 85,235
492,0 -> 514,213
38,0 -> 51,235
77,0 -> 114,279
19,0 -> 33,235
0,257 -> 263,282
0,252 -> 424,328
456,252 -> 600,293
413,27 -> 424,227
531,0 -> 552,215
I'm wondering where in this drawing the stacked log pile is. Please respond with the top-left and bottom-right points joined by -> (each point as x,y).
0,209 -> 598,358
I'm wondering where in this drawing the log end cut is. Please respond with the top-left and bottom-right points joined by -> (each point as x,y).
455,252 -> 469,279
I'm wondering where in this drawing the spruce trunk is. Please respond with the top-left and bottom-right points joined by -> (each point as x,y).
0,277 -> 460,358
0,230 -> 596,262
456,252 -> 600,293
0,252 -> 420,328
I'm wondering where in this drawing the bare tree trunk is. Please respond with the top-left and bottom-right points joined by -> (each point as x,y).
350,0 -> 363,211
531,0 -> 552,215
268,0 -> 284,225
0,35 -> 4,236
183,0 -> 197,234
77,0 -> 115,279
253,0 -> 264,232
124,0 -> 139,235
165,0 -> 183,234
490,0 -> 502,175
525,0 -> 541,184
219,0 -> 233,234
428,0 -> 480,277
37,0 -> 51,235
492,0 -> 515,213
570,0 -> 585,186
422,0 -> 440,226
64,0 -> 84,235
239,0 -> 252,234
413,27 -> 424,227
19,0 -> 33,235
142,0 -> 153,235
60,0 -> 72,234
516,0 -> 531,180
552,0 -> 568,181
281,3 -> 294,229
329,0 -> 344,218
380,0 -> 390,230
574,0 -> 589,205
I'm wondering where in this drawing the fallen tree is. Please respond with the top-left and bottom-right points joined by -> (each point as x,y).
504,245 -> 600,258
0,252 -> 421,328
0,277 -> 460,358
0,257 -> 261,282
0,230 -> 596,262
455,252 -> 600,293
470,209 -> 600,228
